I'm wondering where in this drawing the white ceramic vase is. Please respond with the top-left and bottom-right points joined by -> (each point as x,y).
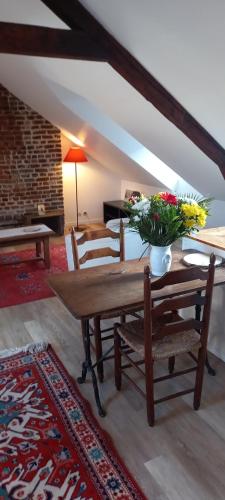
150,244 -> 172,276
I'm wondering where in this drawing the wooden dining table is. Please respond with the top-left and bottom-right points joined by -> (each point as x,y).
48,249 -> 225,416
188,226 -> 225,251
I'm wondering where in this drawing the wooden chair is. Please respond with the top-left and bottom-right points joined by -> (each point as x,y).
114,254 -> 215,426
71,221 -> 126,382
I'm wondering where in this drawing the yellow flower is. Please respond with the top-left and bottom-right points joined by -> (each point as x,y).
181,203 -> 207,229
181,203 -> 199,217
184,218 -> 196,228
197,211 -> 206,227
152,193 -> 162,201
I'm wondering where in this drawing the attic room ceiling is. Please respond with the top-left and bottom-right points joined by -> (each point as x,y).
80,0 -> 225,148
2,0 -> 225,177
0,0 -> 225,199
40,0 -> 225,178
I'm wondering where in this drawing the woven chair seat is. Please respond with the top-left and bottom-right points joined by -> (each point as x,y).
117,312 -> 201,360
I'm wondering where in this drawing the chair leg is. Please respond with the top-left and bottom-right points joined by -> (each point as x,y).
114,324 -> 122,390
193,346 -> 207,410
168,356 -> 175,374
80,320 -> 86,352
145,361 -> 155,426
120,314 -> 126,323
93,316 -> 104,383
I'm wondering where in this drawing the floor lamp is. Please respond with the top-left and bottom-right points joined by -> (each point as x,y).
64,147 -> 88,231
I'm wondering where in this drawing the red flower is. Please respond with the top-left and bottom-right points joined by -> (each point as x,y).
152,213 -> 160,221
160,192 -> 177,205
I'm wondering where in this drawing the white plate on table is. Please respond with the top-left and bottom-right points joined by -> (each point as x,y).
183,253 -> 223,267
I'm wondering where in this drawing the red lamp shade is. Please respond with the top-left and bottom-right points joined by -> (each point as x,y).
64,147 -> 88,163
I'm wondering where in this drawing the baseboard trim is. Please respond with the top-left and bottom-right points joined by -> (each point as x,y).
64,218 -> 104,233
208,345 -> 225,363
65,218 -> 102,225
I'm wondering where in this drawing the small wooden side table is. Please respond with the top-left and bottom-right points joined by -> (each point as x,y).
0,224 -> 54,268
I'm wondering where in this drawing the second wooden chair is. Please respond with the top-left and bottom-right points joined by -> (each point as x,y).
114,255 -> 215,426
71,222 -> 126,382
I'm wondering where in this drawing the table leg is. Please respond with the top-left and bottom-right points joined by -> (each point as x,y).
77,319 -> 106,417
196,291 -> 216,376
36,240 -> 42,257
43,237 -> 50,269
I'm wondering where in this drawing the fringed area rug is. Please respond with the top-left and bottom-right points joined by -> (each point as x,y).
0,343 -> 146,499
0,244 -> 67,308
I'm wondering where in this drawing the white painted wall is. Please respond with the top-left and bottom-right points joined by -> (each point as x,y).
207,200 -> 225,228
63,154 -> 122,225
62,135 -> 121,225
120,180 -> 163,199
62,159 -> 165,226
62,139 -> 163,226
62,135 -> 225,229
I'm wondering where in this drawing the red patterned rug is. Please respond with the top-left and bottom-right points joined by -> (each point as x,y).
0,343 -> 146,499
0,245 -> 68,308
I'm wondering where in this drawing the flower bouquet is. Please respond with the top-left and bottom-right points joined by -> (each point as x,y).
125,192 -> 211,275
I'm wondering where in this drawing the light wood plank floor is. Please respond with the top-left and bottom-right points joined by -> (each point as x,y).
0,295 -> 225,500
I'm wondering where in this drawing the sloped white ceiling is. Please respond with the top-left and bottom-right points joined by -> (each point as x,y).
0,0 -> 224,199
0,0 -> 66,27
80,0 -> 225,147
0,53 -> 163,187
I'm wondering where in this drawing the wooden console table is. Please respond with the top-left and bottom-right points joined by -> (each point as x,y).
0,224 -> 54,268
24,209 -> 64,236
103,200 -> 130,223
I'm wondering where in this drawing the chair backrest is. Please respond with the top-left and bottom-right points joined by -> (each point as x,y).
71,220 -> 125,270
143,254 -> 216,357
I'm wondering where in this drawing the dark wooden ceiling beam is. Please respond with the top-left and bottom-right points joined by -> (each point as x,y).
0,22 -> 107,61
42,0 -> 225,178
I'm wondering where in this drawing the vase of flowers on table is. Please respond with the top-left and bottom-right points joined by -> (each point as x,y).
125,191 -> 211,276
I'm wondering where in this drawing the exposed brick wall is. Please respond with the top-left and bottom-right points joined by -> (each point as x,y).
0,84 -> 63,223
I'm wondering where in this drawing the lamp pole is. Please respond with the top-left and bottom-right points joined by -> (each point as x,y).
75,161 -> 79,231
